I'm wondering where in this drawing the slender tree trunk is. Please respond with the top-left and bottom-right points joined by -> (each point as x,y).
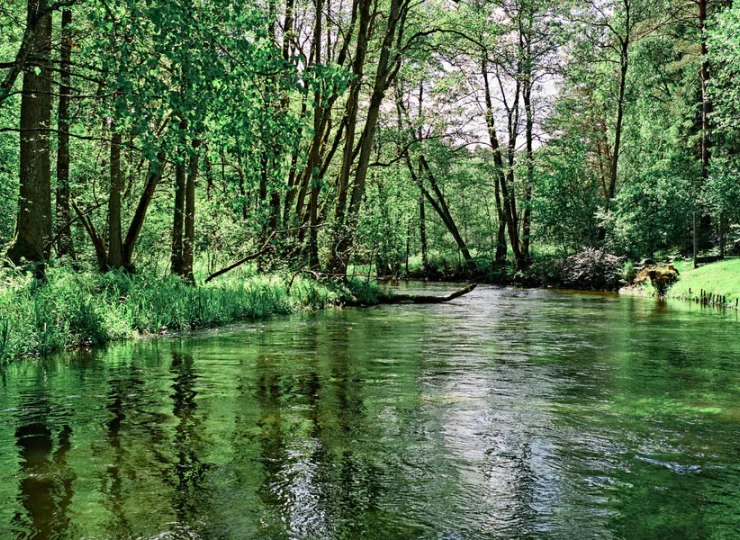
481,54 -> 509,268
522,44 -> 534,262
419,191 -> 428,270
282,98 -> 307,226
608,44 -> 628,205
307,0 -> 324,269
334,0 -> 405,275
405,154 -> 473,265
182,139 -> 200,282
171,153 -> 186,276
55,8 -> 74,258
419,156 -> 473,264
696,0 -> 713,259
107,127 -> 124,269
600,29 -> 630,241
699,0 -> 711,184
7,0 -> 53,267
122,153 -> 165,269
330,0 -> 372,272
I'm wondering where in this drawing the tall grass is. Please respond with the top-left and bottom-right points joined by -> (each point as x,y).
0,266 -> 382,364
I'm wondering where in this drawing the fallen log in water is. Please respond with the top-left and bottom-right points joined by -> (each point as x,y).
379,283 -> 478,305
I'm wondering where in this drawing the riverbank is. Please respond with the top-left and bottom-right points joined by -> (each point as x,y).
0,267 -> 383,364
666,259 -> 740,308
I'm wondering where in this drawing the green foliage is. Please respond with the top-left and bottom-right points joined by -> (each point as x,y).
533,137 -> 601,252
606,157 -> 695,258
708,5 -> 740,136
0,266 -> 382,364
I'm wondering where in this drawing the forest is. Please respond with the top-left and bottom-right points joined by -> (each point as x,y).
1,0 -> 739,358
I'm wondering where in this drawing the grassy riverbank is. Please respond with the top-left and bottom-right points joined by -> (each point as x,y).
0,267 -> 383,364
667,259 -> 740,306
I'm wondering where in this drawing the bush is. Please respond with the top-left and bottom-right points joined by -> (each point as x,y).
562,248 -> 625,290
620,260 -> 637,286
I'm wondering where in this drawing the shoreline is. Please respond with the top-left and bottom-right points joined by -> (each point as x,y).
3,267 -> 738,366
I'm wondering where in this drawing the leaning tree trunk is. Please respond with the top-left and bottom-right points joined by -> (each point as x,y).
522,63 -> 534,262
331,0 -> 405,276
7,0 -> 53,267
419,192 -> 428,270
122,153 -> 165,270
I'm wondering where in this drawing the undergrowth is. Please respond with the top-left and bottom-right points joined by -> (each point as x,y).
0,266 -> 382,364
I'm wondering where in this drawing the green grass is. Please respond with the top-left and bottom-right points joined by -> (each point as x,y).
668,258 -> 740,306
0,266 -> 383,364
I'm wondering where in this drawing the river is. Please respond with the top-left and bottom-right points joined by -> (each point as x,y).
1,285 -> 739,538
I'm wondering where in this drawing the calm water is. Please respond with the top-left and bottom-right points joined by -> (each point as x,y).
2,285 -> 740,539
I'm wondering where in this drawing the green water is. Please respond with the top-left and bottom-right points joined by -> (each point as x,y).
2,285 -> 740,539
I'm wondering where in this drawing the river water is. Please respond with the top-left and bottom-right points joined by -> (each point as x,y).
1,285 -> 739,539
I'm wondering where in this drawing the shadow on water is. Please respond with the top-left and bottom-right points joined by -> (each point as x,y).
167,346 -> 212,534
100,352 -> 143,537
12,370 -> 75,539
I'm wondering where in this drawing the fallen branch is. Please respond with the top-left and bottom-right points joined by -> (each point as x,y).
204,224 -> 323,284
204,231 -> 278,284
287,268 -> 322,291
379,283 -> 477,304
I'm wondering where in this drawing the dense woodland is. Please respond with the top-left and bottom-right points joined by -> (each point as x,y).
1,0 -> 739,284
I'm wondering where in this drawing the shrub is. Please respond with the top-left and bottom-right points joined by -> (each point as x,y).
562,248 -> 625,290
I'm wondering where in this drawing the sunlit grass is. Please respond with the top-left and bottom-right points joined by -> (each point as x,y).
668,258 -> 740,305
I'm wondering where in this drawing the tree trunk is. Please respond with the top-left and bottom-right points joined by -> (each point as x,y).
404,154 -> 473,266
171,153 -> 186,276
377,283 -> 478,305
122,153 -> 165,269
330,0 -> 371,272
331,0 -> 405,275
182,139 -> 200,282
307,0 -> 324,269
522,43 -> 534,262
55,8 -> 74,259
419,156 -> 473,265
7,0 -> 53,267
699,0 -> 711,184
600,28 -> 630,241
419,191 -> 428,270
107,127 -> 124,269
696,0 -> 713,257
481,54 -> 509,268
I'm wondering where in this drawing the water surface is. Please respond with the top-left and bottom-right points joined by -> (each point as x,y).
1,285 -> 739,539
